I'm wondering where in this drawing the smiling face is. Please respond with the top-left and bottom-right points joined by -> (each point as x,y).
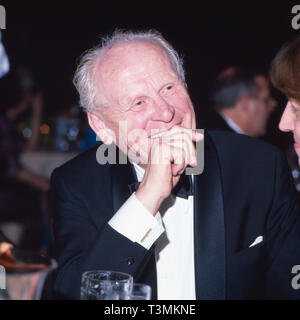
87,41 -> 196,165
279,99 -> 300,164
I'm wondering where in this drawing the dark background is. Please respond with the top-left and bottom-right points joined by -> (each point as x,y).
1,0 -> 299,148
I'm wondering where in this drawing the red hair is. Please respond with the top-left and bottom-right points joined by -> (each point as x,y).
270,35 -> 300,102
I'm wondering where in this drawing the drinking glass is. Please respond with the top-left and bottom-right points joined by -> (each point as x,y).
80,270 -> 133,300
128,283 -> 151,300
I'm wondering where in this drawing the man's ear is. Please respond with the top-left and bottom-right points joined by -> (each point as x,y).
237,96 -> 253,114
87,110 -> 114,145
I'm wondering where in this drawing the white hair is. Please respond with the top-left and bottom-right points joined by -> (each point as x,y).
73,29 -> 186,111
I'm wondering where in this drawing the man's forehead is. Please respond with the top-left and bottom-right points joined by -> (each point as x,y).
93,41 -> 177,106
96,41 -> 173,81
113,64 -> 176,84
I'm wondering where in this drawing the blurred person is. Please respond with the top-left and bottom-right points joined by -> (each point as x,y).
0,90 -> 50,249
0,89 -> 50,191
208,67 -> 275,137
0,35 -> 57,300
0,29 -> 50,250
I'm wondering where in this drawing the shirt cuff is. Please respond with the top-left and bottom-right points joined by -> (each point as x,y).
108,193 -> 164,249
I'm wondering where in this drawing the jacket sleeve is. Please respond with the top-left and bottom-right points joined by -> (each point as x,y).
266,149 -> 300,299
51,168 -> 153,299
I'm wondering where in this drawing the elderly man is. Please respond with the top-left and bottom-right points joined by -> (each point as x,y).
51,30 -> 300,300
207,67 -> 275,137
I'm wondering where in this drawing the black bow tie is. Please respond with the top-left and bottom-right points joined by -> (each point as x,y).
128,174 -> 193,199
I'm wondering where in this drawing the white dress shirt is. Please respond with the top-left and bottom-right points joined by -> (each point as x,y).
108,163 -> 196,300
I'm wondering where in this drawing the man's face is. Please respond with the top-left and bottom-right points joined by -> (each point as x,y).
89,41 -> 196,164
246,75 -> 274,137
279,99 -> 300,165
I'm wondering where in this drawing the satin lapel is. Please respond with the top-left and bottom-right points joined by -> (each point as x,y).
109,148 -> 137,213
194,133 -> 226,299
109,148 -> 158,298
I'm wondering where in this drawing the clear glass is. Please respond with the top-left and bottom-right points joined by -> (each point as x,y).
80,270 -> 133,300
128,283 -> 151,300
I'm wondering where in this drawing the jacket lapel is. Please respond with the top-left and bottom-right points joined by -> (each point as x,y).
194,133 -> 226,299
109,148 -> 158,298
109,148 -> 137,213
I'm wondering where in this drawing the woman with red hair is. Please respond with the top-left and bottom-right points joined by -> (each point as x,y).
271,35 -> 300,166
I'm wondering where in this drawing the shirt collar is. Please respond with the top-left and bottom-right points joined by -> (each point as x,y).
130,161 -> 145,182
220,114 -> 245,134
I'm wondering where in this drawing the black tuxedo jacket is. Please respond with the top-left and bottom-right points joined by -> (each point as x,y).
203,111 -> 236,134
51,131 -> 300,300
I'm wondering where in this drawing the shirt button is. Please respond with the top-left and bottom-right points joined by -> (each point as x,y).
127,257 -> 135,265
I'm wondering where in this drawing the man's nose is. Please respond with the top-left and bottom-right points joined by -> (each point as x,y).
279,103 -> 294,132
151,96 -> 175,122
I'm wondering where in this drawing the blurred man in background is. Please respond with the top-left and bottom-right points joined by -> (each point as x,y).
207,67 -> 276,137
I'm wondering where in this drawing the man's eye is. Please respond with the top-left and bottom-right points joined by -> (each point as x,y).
161,84 -> 175,96
130,100 -> 143,110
